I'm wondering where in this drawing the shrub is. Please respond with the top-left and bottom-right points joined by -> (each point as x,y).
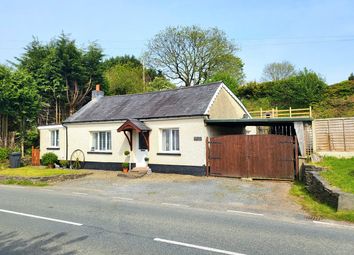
124,150 -> 130,156
122,162 -> 129,168
41,152 -> 58,167
0,147 -> 9,161
59,160 -> 69,168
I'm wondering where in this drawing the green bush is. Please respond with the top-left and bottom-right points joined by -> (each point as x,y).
122,162 -> 129,168
0,147 -> 9,161
124,150 -> 130,156
41,152 -> 58,167
59,160 -> 69,168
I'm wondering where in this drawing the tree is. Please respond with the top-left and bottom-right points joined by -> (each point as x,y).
0,68 -> 41,154
348,73 -> 354,81
16,33 -> 104,123
262,61 -> 296,81
105,64 -> 145,95
145,25 -> 244,86
271,68 -> 327,108
147,77 -> 176,92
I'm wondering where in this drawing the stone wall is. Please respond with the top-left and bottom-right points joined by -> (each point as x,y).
303,164 -> 354,211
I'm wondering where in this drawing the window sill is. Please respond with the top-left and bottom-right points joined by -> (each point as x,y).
47,147 -> 60,150
87,151 -> 112,155
157,152 -> 181,156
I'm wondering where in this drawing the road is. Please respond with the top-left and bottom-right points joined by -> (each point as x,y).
0,185 -> 354,255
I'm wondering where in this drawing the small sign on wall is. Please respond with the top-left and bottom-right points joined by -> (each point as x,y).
194,136 -> 202,141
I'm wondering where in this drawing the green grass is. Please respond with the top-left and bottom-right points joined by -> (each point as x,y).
0,179 -> 48,186
317,157 -> 354,194
290,182 -> 354,222
0,166 -> 88,177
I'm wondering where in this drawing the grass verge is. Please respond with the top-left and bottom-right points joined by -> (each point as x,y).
290,182 -> 354,222
317,157 -> 354,194
0,166 -> 88,177
0,179 -> 48,186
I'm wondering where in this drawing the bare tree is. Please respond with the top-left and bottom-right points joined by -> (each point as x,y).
145,26 -> 243,86
262,61 -> 296,81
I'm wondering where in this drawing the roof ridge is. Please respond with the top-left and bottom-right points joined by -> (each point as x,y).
103,81 -> 223,99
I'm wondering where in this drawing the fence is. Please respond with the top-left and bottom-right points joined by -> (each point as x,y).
32,146 -> 40,166
249,107 -> 312,119
313,117 -> 354,152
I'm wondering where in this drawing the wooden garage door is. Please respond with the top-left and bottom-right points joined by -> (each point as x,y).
207,135 -> 297,180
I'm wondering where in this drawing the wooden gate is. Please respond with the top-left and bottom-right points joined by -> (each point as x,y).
31,146 -> 40,166
207,135 -> 298,180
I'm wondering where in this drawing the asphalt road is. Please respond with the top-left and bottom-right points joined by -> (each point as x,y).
0,185 -> 354,255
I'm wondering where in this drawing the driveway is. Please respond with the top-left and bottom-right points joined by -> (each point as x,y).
51,171 -> 305,219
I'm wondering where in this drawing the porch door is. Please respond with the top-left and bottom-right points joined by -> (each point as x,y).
135,132 -> 148,167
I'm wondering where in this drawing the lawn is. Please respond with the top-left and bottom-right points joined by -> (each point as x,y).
290,182 -> 354,223
0,166 -> 88,177
317,157 -> 354,194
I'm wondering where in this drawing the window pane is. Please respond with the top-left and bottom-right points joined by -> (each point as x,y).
173,129 -> 180,151
99,132 -> 106,151
55,130 -> 59,147
50,131 -> 55,147
107,132 -> 111,150
162,129 -> 170,151
93,133 -> 98,150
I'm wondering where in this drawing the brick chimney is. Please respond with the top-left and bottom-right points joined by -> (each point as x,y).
92,84 -> 104,101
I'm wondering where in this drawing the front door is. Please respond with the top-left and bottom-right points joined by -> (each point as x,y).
135,132 -> 148,167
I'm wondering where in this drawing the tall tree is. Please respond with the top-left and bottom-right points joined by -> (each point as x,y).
145,25 -> 244,86
348,72 -> 354,81
262,61 -> 296,81
16,33 -> 104,123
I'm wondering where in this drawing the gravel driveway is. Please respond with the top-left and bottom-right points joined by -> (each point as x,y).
52,170 -> 305,218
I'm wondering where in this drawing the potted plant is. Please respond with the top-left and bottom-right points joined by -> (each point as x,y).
122,162 -> 129,173
41,152 -> 58,168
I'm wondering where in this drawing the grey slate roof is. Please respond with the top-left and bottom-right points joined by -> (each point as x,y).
63,82 -> 222,123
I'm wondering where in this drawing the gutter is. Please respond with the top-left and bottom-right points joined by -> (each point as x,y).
62,123 -> 68,161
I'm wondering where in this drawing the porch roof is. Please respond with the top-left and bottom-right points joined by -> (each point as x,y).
117,118 -> 151,132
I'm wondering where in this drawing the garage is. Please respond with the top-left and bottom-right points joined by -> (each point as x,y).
205,118 -> 311,180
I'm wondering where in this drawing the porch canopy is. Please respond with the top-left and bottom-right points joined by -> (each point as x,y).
117,119 -> 151,151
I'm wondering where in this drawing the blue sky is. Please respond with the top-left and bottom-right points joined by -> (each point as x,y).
1,0 -> 353,84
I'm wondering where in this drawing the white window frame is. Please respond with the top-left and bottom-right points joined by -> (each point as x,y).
161,128 -> 180,153
50,129 -> 59,148
91,131 -> 112,152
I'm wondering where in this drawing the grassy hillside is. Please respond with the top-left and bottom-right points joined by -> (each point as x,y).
313,80 -> 354,118
240,80 -> 354,118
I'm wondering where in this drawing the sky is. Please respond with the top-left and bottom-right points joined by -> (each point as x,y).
1,0 -> 353,84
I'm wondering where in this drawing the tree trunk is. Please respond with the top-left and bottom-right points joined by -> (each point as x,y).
0,114 -> 9,147
20,117 -> 25,157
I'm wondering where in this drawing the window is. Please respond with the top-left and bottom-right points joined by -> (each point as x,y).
139,132 -> 149,150
161,128 -> 180,152
50,130 -> 59,147
92,131 -> 111,151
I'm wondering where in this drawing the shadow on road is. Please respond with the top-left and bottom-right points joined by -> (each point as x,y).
0,231 -> 88,255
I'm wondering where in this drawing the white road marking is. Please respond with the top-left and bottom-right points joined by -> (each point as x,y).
42,188 -> 54,192
112,197 -> 134,201
72,192 -> 88,196
154,238 -> 246,255
161,203 -> 189,207
313,220 -> 354,228
227,210 -> 264,216
0,185 -> 25,189
0,209 -> 83,226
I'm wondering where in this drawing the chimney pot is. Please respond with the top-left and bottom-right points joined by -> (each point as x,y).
96,84 -> 100,91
